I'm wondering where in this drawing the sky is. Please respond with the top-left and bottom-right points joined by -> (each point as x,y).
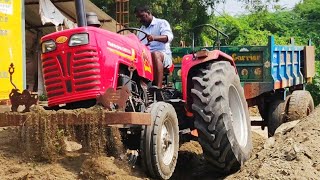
213,0 -> 302,16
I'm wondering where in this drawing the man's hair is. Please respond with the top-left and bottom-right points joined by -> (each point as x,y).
134,5 -> 151,14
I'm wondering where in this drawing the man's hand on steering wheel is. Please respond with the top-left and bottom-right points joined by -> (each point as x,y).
146,35 -> 155,46
146,35 -> 154,42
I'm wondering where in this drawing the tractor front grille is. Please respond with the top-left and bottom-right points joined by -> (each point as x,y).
42,48 -> 101,99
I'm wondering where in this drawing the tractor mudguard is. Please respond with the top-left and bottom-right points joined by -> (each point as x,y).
180,49 -> 236,108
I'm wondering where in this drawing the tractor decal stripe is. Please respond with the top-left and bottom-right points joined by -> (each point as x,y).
144,65 -> 151,73
107,47 -> 136,61
142,50 -> 152,73
107,41 -> 131,54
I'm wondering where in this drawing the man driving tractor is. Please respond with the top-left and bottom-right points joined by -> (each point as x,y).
134,5 -> 174,88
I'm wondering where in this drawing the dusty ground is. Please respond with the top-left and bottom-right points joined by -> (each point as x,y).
0,127 -> 265,180
0,105 -> 319,179
249,105 -> 260,117
227,106 -> 320,179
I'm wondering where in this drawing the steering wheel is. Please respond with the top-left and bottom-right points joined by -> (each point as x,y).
117,28 -> 149,42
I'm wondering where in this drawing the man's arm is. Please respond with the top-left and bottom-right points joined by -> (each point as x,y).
147,20 -> 173,43
147,34 -> 168,43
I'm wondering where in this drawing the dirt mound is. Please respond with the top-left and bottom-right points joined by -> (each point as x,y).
0,127 -> 79,179
1,105 -> 319,179
227,106 -> 320,179
80,156 -> 142,180
18,106 -> 125,161
0,105 -> 138,179
0,112 -> 268,180
251,131 -> 267,155
0,126 -> 143,180
171,132 -> 266,179
249,106 -> 260,116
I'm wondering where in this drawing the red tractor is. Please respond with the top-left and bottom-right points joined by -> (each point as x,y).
39,4 -> 252,180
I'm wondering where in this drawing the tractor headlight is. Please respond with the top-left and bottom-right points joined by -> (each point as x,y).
41,40 -> 56,53
69,33 -> 89,46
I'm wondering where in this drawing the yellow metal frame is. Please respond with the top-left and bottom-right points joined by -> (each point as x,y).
0,0 -> 25,100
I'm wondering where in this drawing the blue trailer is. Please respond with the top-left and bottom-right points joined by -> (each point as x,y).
171,35 -> 315,136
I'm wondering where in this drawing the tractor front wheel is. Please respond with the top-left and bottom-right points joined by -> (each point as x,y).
140,102 -> 179,180
191,61 -> 252,174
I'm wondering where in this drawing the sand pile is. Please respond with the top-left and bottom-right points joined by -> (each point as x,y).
227,106 -> 320,179
0,105 -> 144,179
80,156 -> 145,180
1,105 -> 320,179
18,106 -> 125,161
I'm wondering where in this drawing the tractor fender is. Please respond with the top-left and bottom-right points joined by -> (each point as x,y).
181,50 -> 236,110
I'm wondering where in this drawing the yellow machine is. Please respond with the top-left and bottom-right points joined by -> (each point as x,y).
0,0 -> 25,100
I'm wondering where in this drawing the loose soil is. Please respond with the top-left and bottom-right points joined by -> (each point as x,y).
227,106 -> 320,179
249,106 -> 261,117
0,105 -> 319,179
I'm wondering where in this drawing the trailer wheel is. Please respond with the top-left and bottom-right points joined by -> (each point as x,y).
287,90 -> 314,121
140,102 -> 179,180
191,61 -> 252,174
267,99 -> 287,136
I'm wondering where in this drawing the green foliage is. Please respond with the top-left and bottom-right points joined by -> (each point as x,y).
90,0 -> 116,17
91,0 -> 212,46
130,0 -> 210,46
90,0 -> 280,46
306,61 -> 320,106
206,9 -> 308,47
293,0 -> 320,58
220,0 -> 319,55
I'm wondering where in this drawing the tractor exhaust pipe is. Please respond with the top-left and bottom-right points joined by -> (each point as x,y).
75,0 -> 87,27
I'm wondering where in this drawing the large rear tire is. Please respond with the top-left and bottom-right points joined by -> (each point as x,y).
287,90 -> 314,121
140,102 -> 179,180
191,61 -> 252,173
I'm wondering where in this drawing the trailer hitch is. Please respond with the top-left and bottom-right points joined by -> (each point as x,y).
8,63 -> 38,112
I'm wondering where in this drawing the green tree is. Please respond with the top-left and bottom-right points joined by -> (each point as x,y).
128,0 -> 210,46
293,0 -> 320,57
306,61 -> 320,106
90,0 -> 280,46
90,0 -> 116,17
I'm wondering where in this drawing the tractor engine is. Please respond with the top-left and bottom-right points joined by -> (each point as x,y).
117,72 -> 147,112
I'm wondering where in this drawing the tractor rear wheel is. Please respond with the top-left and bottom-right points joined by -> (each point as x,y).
140,102 -> 179,180
287,90 -> 314,121
191,61 -> 252,174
